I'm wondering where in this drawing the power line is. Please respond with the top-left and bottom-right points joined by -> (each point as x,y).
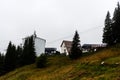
47,26 -> 102,44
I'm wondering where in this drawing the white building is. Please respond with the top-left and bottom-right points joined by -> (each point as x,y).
60,40 -> 72,55
23,32 -> 46,56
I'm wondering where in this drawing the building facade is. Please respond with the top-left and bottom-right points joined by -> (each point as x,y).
60,40 -> 72,55
82,44 -> 106,53
45,47 -> 57,55
23,32 -> 46,56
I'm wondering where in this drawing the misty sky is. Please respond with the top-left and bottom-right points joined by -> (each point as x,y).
0,0 -> 119,52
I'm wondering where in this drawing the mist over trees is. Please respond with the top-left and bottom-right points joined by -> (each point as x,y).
103,2 -> 120,46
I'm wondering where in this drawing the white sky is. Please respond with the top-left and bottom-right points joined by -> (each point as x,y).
0,0 -> 119,52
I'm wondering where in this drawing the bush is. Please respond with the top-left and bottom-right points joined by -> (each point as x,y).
36,54 -> 47,68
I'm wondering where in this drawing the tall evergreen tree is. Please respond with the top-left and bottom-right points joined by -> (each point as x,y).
112,8 -> 118,22
16,45 -> 23,67
4,41 -> 17,72
0,53 -> 4,75
103,2 -> 120,46
103,11 -> 113,46
21,36 -> 36,66
27,36 -> 36,64
21,38 -> 29,65
112,2 -> 120,43
69,31 -> 82,59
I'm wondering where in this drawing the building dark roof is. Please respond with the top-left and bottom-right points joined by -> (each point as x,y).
45,48 -> 57,51
45,47 -> 57,54
82,44 -> 106,48
61,40 -> 72,53
60,40 -> 72,47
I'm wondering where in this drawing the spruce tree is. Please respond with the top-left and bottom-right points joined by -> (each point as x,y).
103,11 -> 113,46
103,2 -> 120,46
0,53 -> 3,67
112,2 -> 120,43
21,36 -> 36,66
4,41 -> 17,72
69,31 -> 82,59
21,38 -> 29,65
0,53 -> 4,75
16,45 -> 22,67
28,36 -> 36,64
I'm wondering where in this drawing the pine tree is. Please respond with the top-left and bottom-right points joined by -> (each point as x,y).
103,2 -> 120,46
28,36 -> 36,64
16,45 -> 23,67
21,38 -> 29,65
0,53 -> 3,67
112,8 -> 118,22
103,11 -> 113,46
112,2 -> 120,44
69,31 -> 82,59
0,53 -> 4,75
4,41 -> 17,72
21,36 -> 36,66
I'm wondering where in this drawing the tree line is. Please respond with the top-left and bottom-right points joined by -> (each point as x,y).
0,1 -> 120,76
0,35 -> 36,75
103,2 -> 120,46
0,30 -> 83,76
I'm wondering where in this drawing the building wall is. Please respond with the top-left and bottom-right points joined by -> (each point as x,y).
35,38 -> 46,56
23,37 -> 46,56
61,43 -> 69,55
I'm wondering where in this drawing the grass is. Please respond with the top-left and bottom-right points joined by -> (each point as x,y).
0,46 -> 120,80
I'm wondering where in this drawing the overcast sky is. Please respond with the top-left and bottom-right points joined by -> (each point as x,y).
0,0 -> 119,52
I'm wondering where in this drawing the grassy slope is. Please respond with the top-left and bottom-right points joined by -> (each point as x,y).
0,46 -> 120,80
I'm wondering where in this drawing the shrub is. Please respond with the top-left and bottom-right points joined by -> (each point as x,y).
36,54 -> 47,68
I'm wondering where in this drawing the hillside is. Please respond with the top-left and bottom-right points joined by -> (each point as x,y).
0,46 -> 120,80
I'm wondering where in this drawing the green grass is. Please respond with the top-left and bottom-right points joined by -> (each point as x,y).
0,46 -> 120,80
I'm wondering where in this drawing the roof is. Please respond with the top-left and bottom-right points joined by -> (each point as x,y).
35,37 -> 46,42
82,44 -> 106,48
60,40 -> 72,47
45,48 -> 57,51
61,40 -> 72,54
22,35 -> 46,42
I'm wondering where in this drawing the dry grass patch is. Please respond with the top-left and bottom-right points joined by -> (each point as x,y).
0,47 -> 120,80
